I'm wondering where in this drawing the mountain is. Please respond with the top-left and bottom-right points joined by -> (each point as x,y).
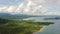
0,13 -> 60,19
0,13 -> 31,19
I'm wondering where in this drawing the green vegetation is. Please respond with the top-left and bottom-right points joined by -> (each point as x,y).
0,18 -> 54,34
44,17 -> 60,20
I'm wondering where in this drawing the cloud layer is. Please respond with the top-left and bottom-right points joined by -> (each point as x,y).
0,0 -> 60,15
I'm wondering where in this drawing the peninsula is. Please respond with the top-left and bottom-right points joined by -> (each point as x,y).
0,18 -> 54,34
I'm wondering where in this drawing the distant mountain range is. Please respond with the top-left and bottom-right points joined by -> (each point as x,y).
0,13 -> 60,19
0,13 -> 32,19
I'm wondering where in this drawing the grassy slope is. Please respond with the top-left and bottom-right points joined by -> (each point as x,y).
0,18 -> 54,34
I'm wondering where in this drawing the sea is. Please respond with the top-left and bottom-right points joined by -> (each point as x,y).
23,16 -> 60,34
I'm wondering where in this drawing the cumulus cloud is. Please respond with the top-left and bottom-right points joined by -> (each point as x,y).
16,3 -> 25,14
7,6 -> 16,13
0,6 -> 16,14
0,0 -> 60,15
0,6 -> 7,13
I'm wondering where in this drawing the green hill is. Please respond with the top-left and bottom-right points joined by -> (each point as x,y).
0,18 -> 54,34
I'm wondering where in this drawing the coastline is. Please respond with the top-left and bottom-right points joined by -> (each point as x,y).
33,26 -> 46,34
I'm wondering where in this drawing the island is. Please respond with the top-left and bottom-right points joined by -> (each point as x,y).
0,18 -> 54,34
44,17 -> 60,20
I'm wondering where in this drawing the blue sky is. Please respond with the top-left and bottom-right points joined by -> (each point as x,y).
0,0 -> 60,15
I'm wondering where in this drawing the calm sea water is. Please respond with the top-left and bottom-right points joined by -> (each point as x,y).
24,17 -> 60,34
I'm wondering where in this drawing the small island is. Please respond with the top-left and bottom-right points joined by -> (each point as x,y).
44,17 -> 60,20
0,18 -> 54,34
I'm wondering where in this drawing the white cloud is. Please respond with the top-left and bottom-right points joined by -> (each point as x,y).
0,6 -> 7,13
0,6 -> 16,14
44,11 -> 60,15
7,6 -> 16,13
27,0 -> 46,4
0,0 -> 60,15
16,3 -> 25,14
0,0 -> 47,14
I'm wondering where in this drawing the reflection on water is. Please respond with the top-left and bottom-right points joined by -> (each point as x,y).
24,17 -> 60,34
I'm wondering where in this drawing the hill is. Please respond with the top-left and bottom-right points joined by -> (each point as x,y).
0,13 -> 32,19
0,18 -> 54,34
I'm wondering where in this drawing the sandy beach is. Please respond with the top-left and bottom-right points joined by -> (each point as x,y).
33,26 -> 46,34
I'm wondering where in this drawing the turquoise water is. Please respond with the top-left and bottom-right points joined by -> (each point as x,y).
24,17 -> 60,34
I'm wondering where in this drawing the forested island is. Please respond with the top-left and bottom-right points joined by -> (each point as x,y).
44,17 -> 60,20
0,18 -> 54,34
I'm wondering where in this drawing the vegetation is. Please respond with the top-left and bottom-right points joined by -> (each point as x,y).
0,18 -> 54,34
44,17 -> 60,20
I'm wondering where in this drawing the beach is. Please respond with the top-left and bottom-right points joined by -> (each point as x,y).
33,26 -> 46,34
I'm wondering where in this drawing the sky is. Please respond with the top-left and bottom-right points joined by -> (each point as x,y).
0,0 -> 60,15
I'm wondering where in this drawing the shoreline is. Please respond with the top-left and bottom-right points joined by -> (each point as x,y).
33,26 -> 46,34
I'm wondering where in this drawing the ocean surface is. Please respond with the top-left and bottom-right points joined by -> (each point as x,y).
23,16 -> 60,34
